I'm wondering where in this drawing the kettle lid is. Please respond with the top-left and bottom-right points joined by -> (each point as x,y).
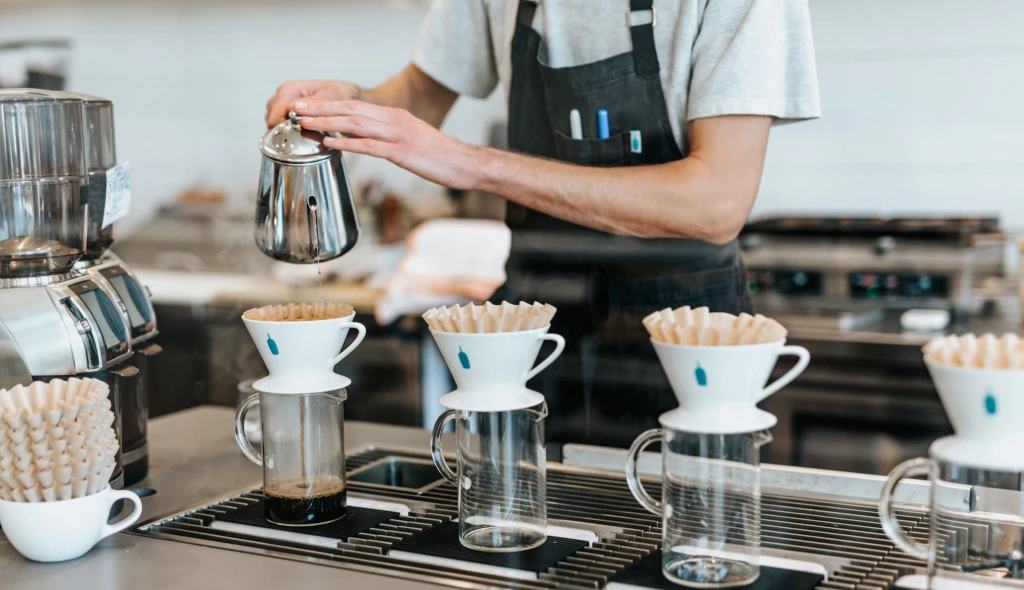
260,111 -> 334,164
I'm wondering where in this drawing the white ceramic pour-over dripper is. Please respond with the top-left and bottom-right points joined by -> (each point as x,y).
925,360 -> 1024,470
652,339 -> 810,434
242,313 -> 366,394
431,326 -> 565,412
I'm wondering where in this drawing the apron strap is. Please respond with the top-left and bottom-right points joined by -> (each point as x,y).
516,0 -> 538,27
628,0 -> 660,76
512,0 -> 540,56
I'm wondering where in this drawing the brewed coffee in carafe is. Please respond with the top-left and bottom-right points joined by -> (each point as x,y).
237,303 -> 367,526
235,389 -> 347,526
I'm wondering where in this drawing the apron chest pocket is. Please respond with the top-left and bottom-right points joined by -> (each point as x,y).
554,131 -> 629,167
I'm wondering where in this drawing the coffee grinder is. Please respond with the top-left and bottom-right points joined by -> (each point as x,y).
0,89 -> 158,488
66,92 -> 160,485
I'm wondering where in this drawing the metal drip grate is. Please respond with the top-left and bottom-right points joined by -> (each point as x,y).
132,447 -> 932,590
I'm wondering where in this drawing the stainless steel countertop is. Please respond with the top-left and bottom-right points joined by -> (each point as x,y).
0,407 -> 447,590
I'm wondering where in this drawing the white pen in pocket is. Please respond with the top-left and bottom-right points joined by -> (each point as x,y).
570,109 -> 583,140
630,130 -> 642,154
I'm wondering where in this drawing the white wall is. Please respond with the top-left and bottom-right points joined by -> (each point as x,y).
0,0 -> 502,233
3,0 -> 1024,231
756,0 -> 1024,226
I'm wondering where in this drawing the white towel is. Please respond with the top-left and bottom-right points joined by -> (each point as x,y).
374,219 -> 511,325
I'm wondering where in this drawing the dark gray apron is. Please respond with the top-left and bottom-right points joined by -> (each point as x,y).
500,0 -> 753,447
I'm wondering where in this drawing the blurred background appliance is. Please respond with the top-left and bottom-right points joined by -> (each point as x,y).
0,88 -> 159,487
744,216 -> 1013,475
0,40 -> 70,90
741,216 -> 1006,325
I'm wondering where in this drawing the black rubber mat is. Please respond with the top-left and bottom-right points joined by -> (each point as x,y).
215,498 -> 399,541
611,550 -> 824,590
389,520 -> 587,573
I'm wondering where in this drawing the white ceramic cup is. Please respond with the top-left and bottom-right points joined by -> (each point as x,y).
653,338 -> 810,433
431,326 -> 565,412
0,486 -> 143,562
925,359 -> 1024,444
242,312 -> 366,394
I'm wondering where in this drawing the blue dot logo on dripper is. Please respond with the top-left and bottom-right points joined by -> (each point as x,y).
266,334 -> 280,356
984,390 -> 997,416
458,347 -> 471,369
695,363 -> 708,387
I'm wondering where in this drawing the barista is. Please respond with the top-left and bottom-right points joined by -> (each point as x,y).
267,0 -> 820,443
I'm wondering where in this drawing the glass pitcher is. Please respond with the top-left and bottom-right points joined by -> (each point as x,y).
627,427 -> 772,588
881,452 -> 1024,586
430,402 -> 548,552
234,389 -> 347,526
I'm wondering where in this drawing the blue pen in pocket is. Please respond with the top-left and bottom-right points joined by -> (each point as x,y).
597,109 -> 610,140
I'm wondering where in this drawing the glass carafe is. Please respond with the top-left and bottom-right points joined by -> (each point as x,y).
881,449 -> 1024,586
627,427 -> 772,588
234,389 -> 347,526
430,403 -> 548,552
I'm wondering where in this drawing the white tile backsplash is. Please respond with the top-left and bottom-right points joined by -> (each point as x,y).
2,0 -> 1023,232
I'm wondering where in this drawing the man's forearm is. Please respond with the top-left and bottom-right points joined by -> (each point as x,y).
300,102 -> 770,243
361,65 -> 457,129
468,148 -> 736,242
466,117 -> 771,244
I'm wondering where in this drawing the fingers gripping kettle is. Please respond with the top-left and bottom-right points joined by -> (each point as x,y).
255,111 -> 360,263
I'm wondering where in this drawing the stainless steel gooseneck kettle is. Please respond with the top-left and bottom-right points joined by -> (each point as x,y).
255,111 -> 359,263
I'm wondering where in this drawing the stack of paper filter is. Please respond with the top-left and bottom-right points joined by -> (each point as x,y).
243,302 -> 355,321
0,378 -> 118,503
924,333 -> 1024,369
643,306 -> 787,345
423,301 -> 557,333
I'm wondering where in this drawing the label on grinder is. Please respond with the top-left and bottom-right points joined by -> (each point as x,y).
102,161 -> 131,229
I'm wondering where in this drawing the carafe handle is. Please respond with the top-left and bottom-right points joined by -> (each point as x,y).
758,345 -> 810,401
878,457 -> 933,561
430,410 -> 459,486
330,322 -> 367,366
625,428 -> 663,515
524,334 -> 565,382
233,393 -> 263,466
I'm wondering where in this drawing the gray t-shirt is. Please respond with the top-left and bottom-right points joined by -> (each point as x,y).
414,0 -> 821,150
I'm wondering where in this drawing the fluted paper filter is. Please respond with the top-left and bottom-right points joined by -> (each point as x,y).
0,378 -> 118,502
243,302 -> 355,322
642,306 -> 787,346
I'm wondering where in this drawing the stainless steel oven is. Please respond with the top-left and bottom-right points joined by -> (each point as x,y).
760,332 -> 953,475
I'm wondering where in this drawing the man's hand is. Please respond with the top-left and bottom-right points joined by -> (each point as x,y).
265,80 -> 361,128
295,100 -> 481,190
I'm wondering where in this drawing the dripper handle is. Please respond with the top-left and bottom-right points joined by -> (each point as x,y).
879,457 -> 934,561
430,410 -> 459,486
233,393 -> 263,466
758,345 -> 810,401
625,428 -> 663,515
330,322 -> 367,366
524,334 -> 565,382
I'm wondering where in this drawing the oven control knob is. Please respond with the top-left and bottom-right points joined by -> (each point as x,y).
874,236 -> 896,256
